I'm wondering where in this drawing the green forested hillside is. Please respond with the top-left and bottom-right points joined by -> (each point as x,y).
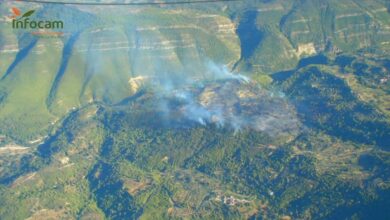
0,0 -> 389,219
1,0 -> 389,142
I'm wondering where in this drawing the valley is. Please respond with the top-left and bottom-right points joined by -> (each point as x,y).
0,0 -> 389,219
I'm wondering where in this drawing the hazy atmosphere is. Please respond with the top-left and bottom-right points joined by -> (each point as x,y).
0,0 -> 389,219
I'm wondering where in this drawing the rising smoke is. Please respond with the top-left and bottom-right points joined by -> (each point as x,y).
137,60 -> 300,137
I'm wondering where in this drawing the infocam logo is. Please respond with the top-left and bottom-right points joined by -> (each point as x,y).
10,7 -> 63,29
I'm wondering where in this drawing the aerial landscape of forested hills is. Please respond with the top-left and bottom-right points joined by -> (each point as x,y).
0,0 -> 389,219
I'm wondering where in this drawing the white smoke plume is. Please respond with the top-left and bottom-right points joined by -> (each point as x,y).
139,61 -> 300,136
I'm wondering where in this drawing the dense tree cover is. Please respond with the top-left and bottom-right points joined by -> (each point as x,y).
80,105 -> 388,219
281,66 -> 390,149
0,94 -> 389,219
88,162 -> 141,220
0,53 -> 389,219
